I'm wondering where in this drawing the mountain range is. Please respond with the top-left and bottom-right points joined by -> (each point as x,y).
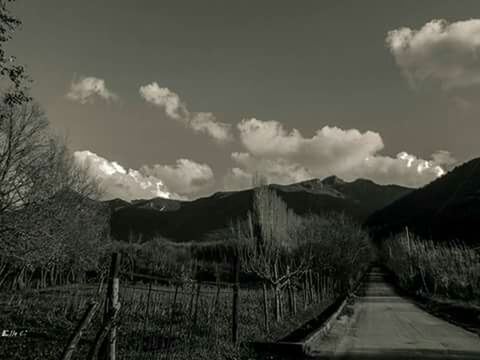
108,157 -> 480,245
109,175 -> 412,242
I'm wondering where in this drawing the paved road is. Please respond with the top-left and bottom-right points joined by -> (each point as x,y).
307,267 -> 480,359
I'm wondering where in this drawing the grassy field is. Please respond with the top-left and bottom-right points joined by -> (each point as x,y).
0,284 -> 105,360
0,277 -> 338,360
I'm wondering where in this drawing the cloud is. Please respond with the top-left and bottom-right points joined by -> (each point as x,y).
141,159 -> 214,196
139,82 -> 232,142
74,151 -> 214,201
237,119 -> 383,172
223,167 -> 253,191
355,152 -> 447,185
67,76 -> 118,104
386,19 -> 480,89
227,151 -> 312,189
431,150 -> 457,168
225,118 -> 455,189
190,112 -> 232,142
139,84 -> 187,119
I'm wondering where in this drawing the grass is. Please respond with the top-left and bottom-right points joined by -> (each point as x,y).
381,232 -> 480,303
0,278 -> 338,360
0,284 -> 105,360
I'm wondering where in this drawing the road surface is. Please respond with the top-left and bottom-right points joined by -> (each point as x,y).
307,267 -> 480,359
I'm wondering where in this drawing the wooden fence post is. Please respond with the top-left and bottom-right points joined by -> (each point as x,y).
143,282 -> 152,334
101,252 -> 121,360
188,281 -> 196,316
88,305 -> 121,360
232,255 -> 240,344
61,301 -> 99,360
168,283 -> 180,336
192,282 -> 201,326
209,282 -> 220,323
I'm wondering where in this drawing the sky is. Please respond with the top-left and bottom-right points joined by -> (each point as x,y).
7,0 -> 480,200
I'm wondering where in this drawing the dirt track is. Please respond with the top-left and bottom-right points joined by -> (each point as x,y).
307,267 -> 480,359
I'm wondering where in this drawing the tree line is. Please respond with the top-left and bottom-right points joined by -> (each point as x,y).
0,1 -> 110,290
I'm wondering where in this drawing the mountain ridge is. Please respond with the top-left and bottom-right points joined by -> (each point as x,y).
109,176 -> 413,242
365,157 -> 480,245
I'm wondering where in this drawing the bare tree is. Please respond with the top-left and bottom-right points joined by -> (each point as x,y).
232,178 -> 312,321
0,102 -> 109,289
302,212 -> 373,293
0,3 -> 108,289
0,103 -> 49,213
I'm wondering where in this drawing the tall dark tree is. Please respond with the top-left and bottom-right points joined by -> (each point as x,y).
0,0 -> 30,106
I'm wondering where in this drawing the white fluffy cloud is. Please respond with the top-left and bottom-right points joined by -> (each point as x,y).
74,151 -> 214,201
190,112 -> 232,142
224,118 -> 455,190
140,82 -> 232,142
67,76 -> 118,104
386,19 -> 480,89
238,119 -> 383,173
141,159 -> 214,196
139,84 -> 187,119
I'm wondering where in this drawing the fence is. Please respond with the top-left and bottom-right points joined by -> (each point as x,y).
0,281 -> 108,360
110,255 -> 340,359
0,253 -> 342,359
116,275 -> 235,359
238,270 -> 339,343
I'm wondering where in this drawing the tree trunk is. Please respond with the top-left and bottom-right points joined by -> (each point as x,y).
303,273 -> 308,309
309,270 -> 315,303
292,285 -> 297,314
262,282 -> 269,331
273,262 -> 281,322
287,280 -> 293,314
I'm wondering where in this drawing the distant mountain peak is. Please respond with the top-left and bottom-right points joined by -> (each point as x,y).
111,174 -> 412,243
130,197 -> 183,212
322,175 -> 346,186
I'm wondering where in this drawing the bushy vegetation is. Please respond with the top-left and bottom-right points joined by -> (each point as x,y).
232,184 -> 372,297
298,212 -> 372,292
231,182 -> 373,330
0,3 -> 110,291
381,230 -> 480,302
0,102 -> 111,290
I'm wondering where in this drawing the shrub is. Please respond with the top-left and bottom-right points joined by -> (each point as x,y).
381,230 -> 480,301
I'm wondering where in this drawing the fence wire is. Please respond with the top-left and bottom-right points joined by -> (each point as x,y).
116,278 -> 234,360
